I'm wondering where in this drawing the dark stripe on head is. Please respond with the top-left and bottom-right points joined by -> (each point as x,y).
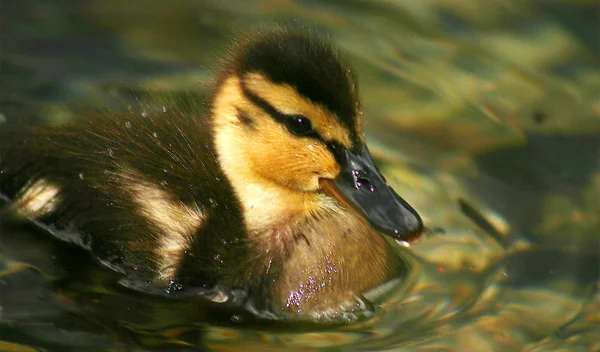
240,82 -> 287,125
241,79 -> 352,165
234,29 -> 362,145
325,140 -> 348,164
240,81 -> 321,140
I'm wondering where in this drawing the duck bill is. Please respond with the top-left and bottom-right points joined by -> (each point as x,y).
320,146 -> 423,242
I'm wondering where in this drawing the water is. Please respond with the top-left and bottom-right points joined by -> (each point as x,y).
1,1 -> 599,351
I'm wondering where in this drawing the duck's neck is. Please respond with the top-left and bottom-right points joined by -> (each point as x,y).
213,125 -> 325,250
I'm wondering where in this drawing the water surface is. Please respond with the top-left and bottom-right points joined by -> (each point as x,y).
1,1 -> 599,351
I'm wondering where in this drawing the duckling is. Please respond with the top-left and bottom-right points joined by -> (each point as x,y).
0,28 -> 423,319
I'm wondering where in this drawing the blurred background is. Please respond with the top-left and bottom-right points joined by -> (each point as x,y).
1,1 -> 599,351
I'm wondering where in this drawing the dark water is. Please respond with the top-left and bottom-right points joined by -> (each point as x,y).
1,1 -> 599,351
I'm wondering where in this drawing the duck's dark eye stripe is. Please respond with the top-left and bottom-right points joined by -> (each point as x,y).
241,81 -> 321,139
241,82 -> 285,122
326,140 -> 347,163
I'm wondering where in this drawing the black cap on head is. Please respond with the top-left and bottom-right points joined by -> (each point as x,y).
234,29 -> 360,138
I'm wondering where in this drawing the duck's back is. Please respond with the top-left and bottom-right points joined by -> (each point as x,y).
0,96 -> 250,288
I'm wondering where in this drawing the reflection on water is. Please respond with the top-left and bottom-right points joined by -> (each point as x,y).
1,0 -> 599,351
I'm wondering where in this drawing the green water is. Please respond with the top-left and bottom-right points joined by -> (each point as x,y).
1,1 -> 599,351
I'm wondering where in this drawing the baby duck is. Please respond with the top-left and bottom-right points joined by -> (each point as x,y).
0,28 -> 423,319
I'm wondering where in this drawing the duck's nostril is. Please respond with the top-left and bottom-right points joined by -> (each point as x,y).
356,177 -> 374,191
352,170 -> 375,191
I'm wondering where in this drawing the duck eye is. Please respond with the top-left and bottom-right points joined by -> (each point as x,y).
284,115 -> 315,137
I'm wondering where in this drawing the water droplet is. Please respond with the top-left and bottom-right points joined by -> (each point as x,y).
211,291 -> 228,303
231,315 -> 243,323
208,198 -> 217,208
395,239 -> 410,248
165,279 -> 183,294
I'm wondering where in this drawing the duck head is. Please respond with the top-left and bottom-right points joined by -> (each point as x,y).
211,29 -> 423,242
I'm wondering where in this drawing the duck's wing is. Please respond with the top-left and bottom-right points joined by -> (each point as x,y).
0,96 -> 250,289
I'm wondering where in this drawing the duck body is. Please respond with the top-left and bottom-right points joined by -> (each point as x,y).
0,28 -> 423,318
1,99 -> 249,286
